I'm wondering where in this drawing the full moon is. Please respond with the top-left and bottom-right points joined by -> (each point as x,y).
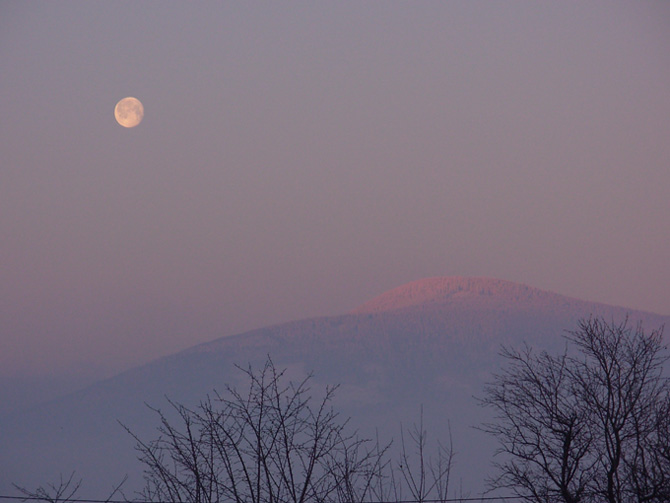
114,97 -> 144,128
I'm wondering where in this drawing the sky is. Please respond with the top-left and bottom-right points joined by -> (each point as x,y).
1,1 -> 670,386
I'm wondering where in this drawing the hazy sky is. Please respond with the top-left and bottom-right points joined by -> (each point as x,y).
2,1 -> 670,380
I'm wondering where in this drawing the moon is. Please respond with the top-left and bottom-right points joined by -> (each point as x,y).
114,97 -> 144,128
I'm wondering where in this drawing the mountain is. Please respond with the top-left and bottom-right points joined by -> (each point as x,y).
2,277 -> 668,497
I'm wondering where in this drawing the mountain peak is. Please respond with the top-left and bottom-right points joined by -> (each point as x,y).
352,276 -> 558,314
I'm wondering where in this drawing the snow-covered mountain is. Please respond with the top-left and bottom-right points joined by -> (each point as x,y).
2,277 -> 668,497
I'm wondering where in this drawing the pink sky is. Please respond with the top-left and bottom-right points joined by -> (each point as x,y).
1,1 -> 669,382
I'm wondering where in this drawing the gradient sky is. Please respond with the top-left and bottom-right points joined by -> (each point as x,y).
2,1 -> 670,383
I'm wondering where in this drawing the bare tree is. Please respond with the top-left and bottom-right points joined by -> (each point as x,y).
569,318 -> 670,503
479,344 -> 595,503
480,317 -> 670,503
393,409 -> 454,503
123,358 -> 389,503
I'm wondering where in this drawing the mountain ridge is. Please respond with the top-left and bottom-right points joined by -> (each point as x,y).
352,276 -> 650,315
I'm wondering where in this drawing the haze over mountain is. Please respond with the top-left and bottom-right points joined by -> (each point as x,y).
2,277 -> 668,497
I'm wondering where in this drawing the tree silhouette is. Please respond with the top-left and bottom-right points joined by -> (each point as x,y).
123,358 -> 387,503
480,317 -> 670,503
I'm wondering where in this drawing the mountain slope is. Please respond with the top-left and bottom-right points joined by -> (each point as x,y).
2,278 -> 667,497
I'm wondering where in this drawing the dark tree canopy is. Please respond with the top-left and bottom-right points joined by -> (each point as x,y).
480,317 -> 670,503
